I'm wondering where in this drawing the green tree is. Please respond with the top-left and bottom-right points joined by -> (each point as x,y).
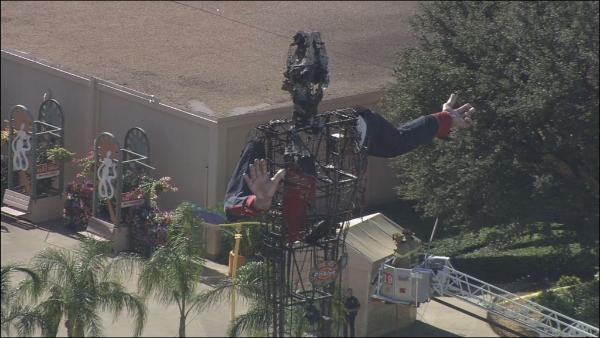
197,260 -> 347,337
137,201 -> 206,337
19,240 -> 146,337
1,264 -> 42,336
197,261 -> 272,337
382,1 -> 599,243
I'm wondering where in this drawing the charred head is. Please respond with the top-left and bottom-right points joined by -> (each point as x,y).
282,31 -> 329,129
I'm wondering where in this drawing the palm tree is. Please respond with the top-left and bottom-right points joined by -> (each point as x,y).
1,264 -> 42,336
19,239 -> 147,337
137,201 -> 206,338
196,260 -> 272,337
197,260 -> 349,337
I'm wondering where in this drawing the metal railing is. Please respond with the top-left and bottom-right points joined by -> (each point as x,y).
432,264 -> 599,337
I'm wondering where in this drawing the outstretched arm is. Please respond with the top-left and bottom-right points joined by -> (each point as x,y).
362,93 -> 475,157
224,139 -> 285,221
224,94 -> 475,219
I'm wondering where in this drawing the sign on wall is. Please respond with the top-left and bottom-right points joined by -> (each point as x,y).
36,163 -> 60,179
309,260 -> 338,286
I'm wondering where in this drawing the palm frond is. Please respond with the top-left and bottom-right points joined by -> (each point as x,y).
1,264 -> 42,301
137,246 -> 178,304
14,297 -> 63,338
102,252 -> 144,283
98,280 -> 147,337
227,303 -> 272,337
79,308 -> 104,338
13,305 -> 46,337
31,247 -> 76,287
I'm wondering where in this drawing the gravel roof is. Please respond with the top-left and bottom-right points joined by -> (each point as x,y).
1,1 -> 422,117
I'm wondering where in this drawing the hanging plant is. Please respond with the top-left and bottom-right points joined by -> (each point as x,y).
74,150 -> 95,180
135,176 -> 178,208
46,146 -> 75,164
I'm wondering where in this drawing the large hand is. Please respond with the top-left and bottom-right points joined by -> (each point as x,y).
243,159 -> 285,211
443,93 -> 476,129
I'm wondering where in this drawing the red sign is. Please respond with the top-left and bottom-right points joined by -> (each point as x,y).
383,272 -> 393,284
309,261 -> 338,286
36,163 -> 60,179
121,191 -> 145,208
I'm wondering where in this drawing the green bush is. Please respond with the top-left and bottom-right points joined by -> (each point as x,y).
216,228 -> 236,264
450,246 -> 596,283
430,223 -> 571,257
426,222 -> 598,283
556,275 -> 582,287
216,224 -> 265,265
534,278 -> 599,327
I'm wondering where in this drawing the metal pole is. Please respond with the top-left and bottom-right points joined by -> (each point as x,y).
7,118 -> 14,190
231,226 -> 242,321
31,123 -> 37,199
426,218 -> 439,255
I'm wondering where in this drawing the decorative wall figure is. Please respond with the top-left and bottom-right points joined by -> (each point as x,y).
97,151 -> 117,199
11,123 -> 31,171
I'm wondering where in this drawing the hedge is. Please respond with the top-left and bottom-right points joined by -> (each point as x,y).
451,246 -> 597,283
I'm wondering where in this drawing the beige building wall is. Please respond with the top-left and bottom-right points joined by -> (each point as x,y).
94,85 -> 214,210
1,51 -> 94,183
2,50 -> 401,212
1,50 -> 217,210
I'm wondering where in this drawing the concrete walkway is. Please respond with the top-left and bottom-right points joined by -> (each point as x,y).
2,216 -> 498,337
1,216 -> 245,337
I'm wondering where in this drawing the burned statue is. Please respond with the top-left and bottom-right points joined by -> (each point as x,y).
224,31 -> 475,336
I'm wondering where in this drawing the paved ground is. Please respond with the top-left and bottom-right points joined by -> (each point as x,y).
1,216 -> 245,338
2,215 -> 498,337
412,297 -> 498,337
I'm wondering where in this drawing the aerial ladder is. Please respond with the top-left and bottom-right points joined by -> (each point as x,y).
371,221 -> 599,337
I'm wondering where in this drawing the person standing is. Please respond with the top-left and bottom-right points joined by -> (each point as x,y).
344,288 -> 360,337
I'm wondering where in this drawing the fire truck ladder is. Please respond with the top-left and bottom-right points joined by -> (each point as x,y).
431,261 -> 599,337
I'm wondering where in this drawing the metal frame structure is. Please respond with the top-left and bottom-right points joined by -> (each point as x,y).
427,257 -> 599,337
91,129 -> 154,226
122,127 -> 152,197
7,100 -> 65,200
257,108 -> 368,337
371,255 -> 599,337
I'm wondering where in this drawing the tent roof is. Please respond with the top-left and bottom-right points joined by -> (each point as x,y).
345,212 -> 411,263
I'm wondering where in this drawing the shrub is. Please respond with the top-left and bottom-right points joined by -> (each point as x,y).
533,278 -> 599,327
451,246 -> 597,283
556,275 -> 582,288
46,146 -> 75,164
383,1 -> 599,244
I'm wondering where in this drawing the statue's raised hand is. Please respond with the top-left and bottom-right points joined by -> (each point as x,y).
443,93 -> 475,129
243,159 -> 285,211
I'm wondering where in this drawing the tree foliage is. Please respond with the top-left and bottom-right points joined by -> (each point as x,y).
138,201 -> 206,338
1,264 -> 42,336
382,1 -> 599,243
21,239 -> 146,337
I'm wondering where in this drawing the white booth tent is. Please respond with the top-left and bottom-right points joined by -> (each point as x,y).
342,213 -> 422,337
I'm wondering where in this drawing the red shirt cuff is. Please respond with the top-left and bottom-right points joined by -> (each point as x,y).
433,112 -> 452,139
242,195 -> 259,216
